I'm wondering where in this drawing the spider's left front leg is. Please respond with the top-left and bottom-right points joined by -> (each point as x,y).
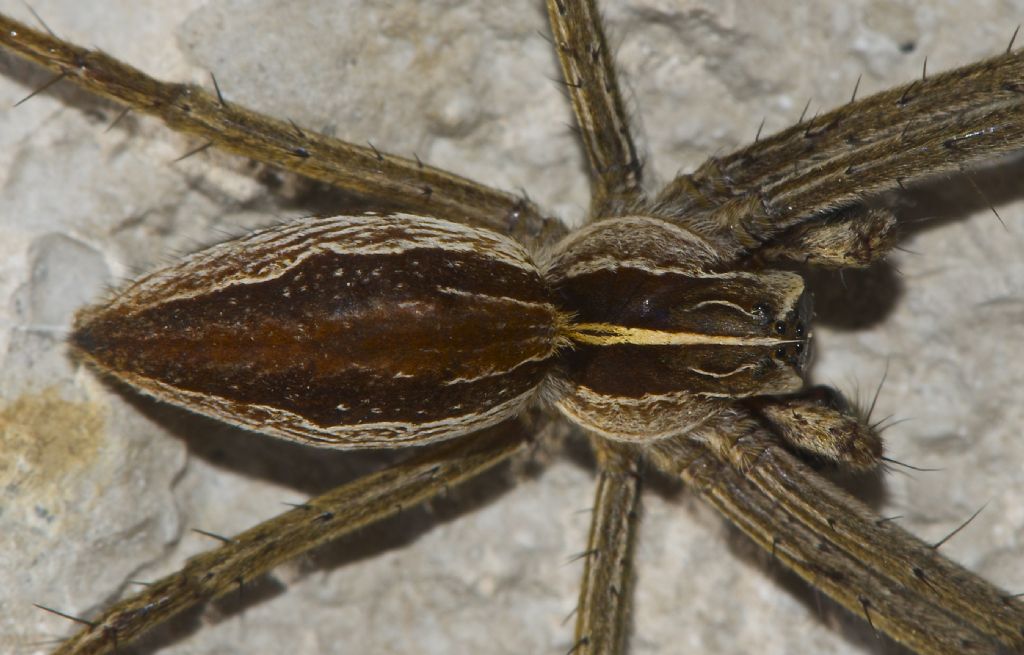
546,0 -> 644,219
654,47 -> 1024,262
746,204 -> 900,269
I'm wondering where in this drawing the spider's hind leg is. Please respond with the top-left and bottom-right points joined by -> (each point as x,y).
0,13 -> 564,250
46,420 -> 533,655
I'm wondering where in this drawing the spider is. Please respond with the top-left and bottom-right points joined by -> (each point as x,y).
1,1 -> 1023,654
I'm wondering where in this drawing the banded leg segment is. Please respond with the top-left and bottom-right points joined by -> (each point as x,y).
48,423 -> 530,655
648,424 -> 1024,655
572,439 -> 641,654
546,0 -> 643,218
0,13 -> 564,249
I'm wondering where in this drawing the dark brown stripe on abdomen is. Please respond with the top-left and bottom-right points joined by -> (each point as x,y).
73,214 -> 561,446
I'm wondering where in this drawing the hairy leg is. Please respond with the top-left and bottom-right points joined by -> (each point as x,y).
647,421 -> 1024,654
49,421 -> 531,655
571,439 -> 641,654
0,12 -> 565,249
654,43 -> 1024,258
546,0 -> 644,218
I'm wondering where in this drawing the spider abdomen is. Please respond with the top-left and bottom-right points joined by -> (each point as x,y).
71,213 -> 563,448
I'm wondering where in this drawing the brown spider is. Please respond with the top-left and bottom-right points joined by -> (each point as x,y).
1,2 -> 1023,655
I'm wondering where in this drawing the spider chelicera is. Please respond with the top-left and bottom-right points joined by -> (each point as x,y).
2,1 -> 1024,655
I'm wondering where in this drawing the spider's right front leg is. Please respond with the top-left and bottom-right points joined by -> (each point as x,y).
746,385 -> 883,472
647,419 -> 1024,655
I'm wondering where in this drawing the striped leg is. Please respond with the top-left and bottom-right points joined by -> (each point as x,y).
0,13 -> 564,249
654,48 -> 1024,259
647,420 -> 1024,655
546,0 -> 644,219
571,439 -> 641,654
47,421 -> 531,655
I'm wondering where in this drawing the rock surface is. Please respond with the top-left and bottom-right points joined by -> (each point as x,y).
2,1 -> 1023,654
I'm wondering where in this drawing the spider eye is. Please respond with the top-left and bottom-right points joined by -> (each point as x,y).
774,321 -> 787,335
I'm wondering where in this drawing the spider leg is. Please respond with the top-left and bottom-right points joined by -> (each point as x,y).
570,439 -> 641,654
546,0 -> 644,219
647,419 -> 1024,655
0,13 -> 564,249
652,49 -> 1024,257
45,420 -> 531,655
675,50 -> 1024,206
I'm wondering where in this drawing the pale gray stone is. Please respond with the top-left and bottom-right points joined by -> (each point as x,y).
1,2 -> 1022,654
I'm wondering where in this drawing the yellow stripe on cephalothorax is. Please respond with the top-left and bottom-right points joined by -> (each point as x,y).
565,322 -> 807,347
